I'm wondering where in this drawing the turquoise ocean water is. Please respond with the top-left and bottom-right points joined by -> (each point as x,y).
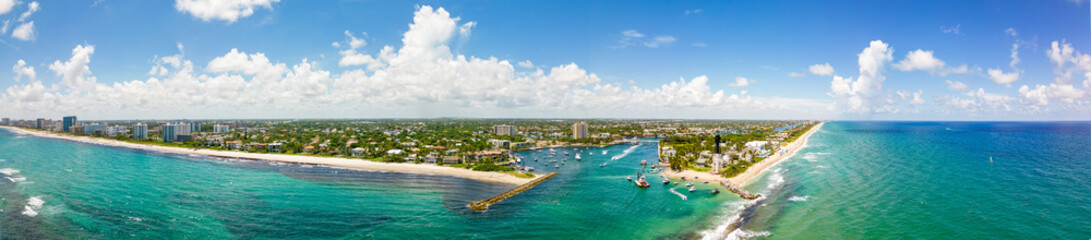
711,122 -> 1091,239
2,121 -> 1090,239
0,129 -> 734,239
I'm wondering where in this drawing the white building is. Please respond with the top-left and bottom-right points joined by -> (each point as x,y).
176,122 -> 191,136
214,124 -> 231,134
133,123 -> 148,140
745,141 -> 769,151
488,139 -> 511,150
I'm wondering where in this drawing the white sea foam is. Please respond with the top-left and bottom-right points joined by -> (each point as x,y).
788,195 -> 810,202
725,229 -> 771,240
802,152 -> 830,162
815,165 -> 829,169
610,145 -> 640,161
27,196 -> 44,208
5,176 -> 26,182
0,168 -> 20,176
698,201 -> 750,240
766,168 -> 787,190
22,196 -> 44,217
22,206 -> 38,216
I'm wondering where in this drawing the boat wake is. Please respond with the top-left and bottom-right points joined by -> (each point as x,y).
668,187 -> 688,201
610,145 -> 640,161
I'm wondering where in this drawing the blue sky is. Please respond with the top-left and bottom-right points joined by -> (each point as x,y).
1,0 -> 1090,120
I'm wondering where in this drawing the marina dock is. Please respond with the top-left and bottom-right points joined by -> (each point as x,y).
469,172 -> 558,211
719,180 -> 761,200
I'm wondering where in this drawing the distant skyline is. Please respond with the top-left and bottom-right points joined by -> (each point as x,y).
1,0 -> 1091,120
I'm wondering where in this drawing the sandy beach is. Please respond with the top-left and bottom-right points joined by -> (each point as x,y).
661,122 -> 824,186
0,126 -> 537,185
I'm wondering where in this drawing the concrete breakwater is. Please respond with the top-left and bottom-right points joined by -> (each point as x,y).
469,172 -> 559,211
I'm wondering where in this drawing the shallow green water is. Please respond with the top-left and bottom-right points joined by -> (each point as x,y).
0,129 -> 736,239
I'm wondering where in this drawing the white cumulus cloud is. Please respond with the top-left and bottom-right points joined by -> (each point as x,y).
175,0 -> 279,23
1018,84 -> 1085,106
729,77 -> 751,87
808,63 -> 834,76
517,60 -> 534,68
1047,40 -> 1091,86
0,0 -> 14,15
11,21 -> 33,41
828,40 -> 893,113
0,5 -> 828,120
48,45 -> 97,91
18,1 -> 38,22
945,80 -> 968,91
986,68 -> 1019,85
12,59 -> 34,81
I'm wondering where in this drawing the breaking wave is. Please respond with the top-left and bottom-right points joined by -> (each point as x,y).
22,196 -> 44,217
788,195 -> 810,202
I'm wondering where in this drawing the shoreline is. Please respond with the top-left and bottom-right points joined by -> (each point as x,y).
660,122 -> 825,186
0,126 -> 538,185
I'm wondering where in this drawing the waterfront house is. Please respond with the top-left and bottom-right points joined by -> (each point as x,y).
226,140 -> 243,149
387,149 -> 404,155
425,153 -> 439,164
661,147 -> 677,158
351,147 -> 366,156
268,143 -> 283,153
442,156 -> 460,165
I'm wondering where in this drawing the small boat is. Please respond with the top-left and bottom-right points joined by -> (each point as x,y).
564,152 -> 570,156
575,154 -> 581,160
681,177 -> 687,181
711,189 -> 720,195
589,152 -> 593,156
704,181 -> 709,184
526,167 -> 535,172
686,181 -> 694,187
689,186 -> 697,192
635,175 -> 650,188
555,164 -> 560,168
626,176 -> 633,181
602,150 -> 607,155
662,178 -> 670,184
600,163 -> 605,167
